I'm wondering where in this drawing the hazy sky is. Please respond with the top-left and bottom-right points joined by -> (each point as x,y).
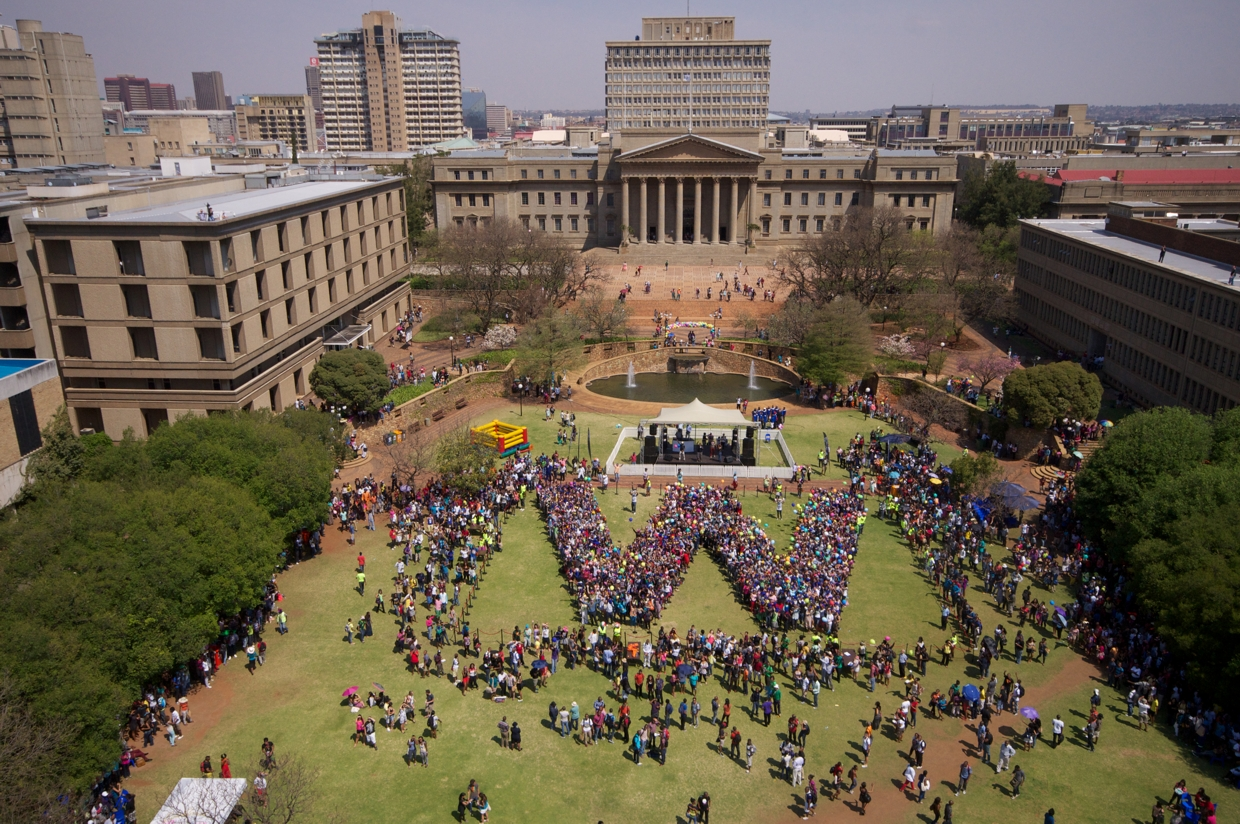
12,0 -> 1240,111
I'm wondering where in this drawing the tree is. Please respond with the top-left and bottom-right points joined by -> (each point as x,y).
513,233 -> 601,319
434,426 -> 496,495
766,300 -> 822,346
957,161 -> 1051,229
573,285 -> 630,342
514,311 -> 584,385
309,349 -> 389,414
779,207 -> 930,307
795,296 -> 872,385
959,353 -> 1018,391
948,451 -> 1001,498
244,753 -> 341,824
22,406 -> 84,491
1000,361 -> 1101,428
903,384 -> 968,436
376,156 -> 434,248
383,426 -> 435,490
0,678 -> 79,824
925,347 -> 948,381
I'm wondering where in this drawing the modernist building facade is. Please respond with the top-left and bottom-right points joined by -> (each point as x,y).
813,104 -> 1092,154
235,95 -> 316,153
27,177 -> 413,437
0,20 -> 106,168
431,135 -> 956,248
604,17 -> 771,133
1015,206 -> 1240,415
315,10 -> 465,152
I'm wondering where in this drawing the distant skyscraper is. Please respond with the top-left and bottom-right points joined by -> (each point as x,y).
191,71 -> 227,111
462,88 -> 487,139
106,74 -> 177,111
235,94 -> 315,152
0,19 -> 105,167
314,10 -> 464,151
485,104 -> 511,134
304,64 -> 323,111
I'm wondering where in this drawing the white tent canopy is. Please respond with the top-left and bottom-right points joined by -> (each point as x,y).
151,778 -> 248,824
645,398 -> 749,426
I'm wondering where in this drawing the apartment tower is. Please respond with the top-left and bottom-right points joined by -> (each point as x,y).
314,10 -> 464,152
192,71 -> 227,111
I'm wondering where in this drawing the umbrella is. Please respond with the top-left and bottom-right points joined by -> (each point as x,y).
993,481 -> 1025,498
879,433 -> 912,445
927,472 -> 940,479
531,660 -> 548,673
1100,420 -> 1114,427
888,471 -> 901,479
1020,707 -> 1039,720
940,466 -> 953,475
961,684 -> 981,702
1071,450 -> 1084,459
676,663 -> 694,678
342,686 -> 359,697
929,478 -> 943,486
372,682 -> 386,693
1010,495 -> 1042,510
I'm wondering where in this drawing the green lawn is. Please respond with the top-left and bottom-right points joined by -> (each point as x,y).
125,409 -> 1231,824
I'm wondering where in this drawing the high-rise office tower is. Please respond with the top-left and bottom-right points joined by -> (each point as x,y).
148,82 -> 177,110
304,64 -> 323,111
106,75 -> 177,111
192,71 -> 227,111
314,10 -> 464,151
462,88 -> 487,140
604,17 -> 771,133
0,20 -> 105,167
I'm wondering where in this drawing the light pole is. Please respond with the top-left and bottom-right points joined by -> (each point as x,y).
449,335 -> 455,371
516,382 -> 524,416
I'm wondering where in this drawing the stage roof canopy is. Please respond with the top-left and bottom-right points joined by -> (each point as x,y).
646,398 -> 749,426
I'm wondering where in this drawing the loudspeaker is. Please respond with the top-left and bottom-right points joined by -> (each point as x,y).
746,426 -> 755,440
643,435 -> 658,463
741,437 -> 755,466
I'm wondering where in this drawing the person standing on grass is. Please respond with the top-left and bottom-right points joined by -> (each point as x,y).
956,760 -> 971,795
406,735 -> 418,766
861,729 -> 871,767
418,736 -> 429,768
497,716 -> 510,749
928,797 -> 941,822
917,772 -> 930,804
900,762 -> 916,793
858,782 -> 871,816
510,721 -> 522,751
1010,765 -> 1025,798
746,739 -> 756,773
1052,714 -> 1064,747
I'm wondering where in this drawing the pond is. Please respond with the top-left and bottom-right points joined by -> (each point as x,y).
587,371 -> 792,404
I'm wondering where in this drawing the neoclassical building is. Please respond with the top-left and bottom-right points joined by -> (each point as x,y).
430,16 -> 956,251
431,131 -> 956,250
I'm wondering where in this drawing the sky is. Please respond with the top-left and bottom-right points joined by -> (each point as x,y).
11,0 -> 1240,112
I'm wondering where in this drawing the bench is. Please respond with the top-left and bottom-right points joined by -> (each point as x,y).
454,398 -> 469,410
431,409 -> 447,422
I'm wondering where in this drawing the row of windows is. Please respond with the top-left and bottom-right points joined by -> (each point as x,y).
517,191 -> 596,207
1181,377 -> 1236,415
1021,228 -> 1199,315
1014,288 -> 1088,344
764,192 -> 855,207
1196,289 -> 1240,332
1017,259 -> 1190,355
520,168 -> 593,181
1110,339 -> 1182,397
510,216 -> 595,234
1188,334 -> 1240,386
890,195 -> 933,209
960,122 -> 1074,139
609,45 -> 770,57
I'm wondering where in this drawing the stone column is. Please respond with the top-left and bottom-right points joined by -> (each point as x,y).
711,177 -> 721,243
621,177 -> 630,244
674,177 -> 684,244
748,177 -> 758,246
639,177 -> 648,244
729,177 -> 740,246
693,177 -> 702,244
656,177 -> 666,244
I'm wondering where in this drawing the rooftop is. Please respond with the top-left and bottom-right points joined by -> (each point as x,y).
1023,218 -> 1238,285
29,179 -> 383,226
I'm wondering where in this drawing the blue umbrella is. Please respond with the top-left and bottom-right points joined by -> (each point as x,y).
879,433 -> 912,444
1010,495 -> 1042,510
962,684 -> 981,702
888,471 -> 902,479
993,481 -> 1026,498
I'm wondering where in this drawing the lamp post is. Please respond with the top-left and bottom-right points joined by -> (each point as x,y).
516,382 -> 524,416
449,335 -> 455,371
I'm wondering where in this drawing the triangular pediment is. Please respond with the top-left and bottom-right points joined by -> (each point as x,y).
621,133 -> 763,163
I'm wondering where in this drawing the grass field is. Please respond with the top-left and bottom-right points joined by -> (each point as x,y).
125,409 -> 1232,823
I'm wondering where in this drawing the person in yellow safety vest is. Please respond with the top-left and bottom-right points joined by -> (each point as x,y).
857,512 -> 867,535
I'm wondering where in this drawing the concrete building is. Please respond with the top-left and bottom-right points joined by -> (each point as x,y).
604,16 -> 771,133
462,89 -> 487,140
304,64 -> 323,111
813,104 -> 1092,154
1031,168 -> 1240,220
104,132 -> 158,167
1015,203 -> 1240,414
149,117 -> 213,157
0,20 -> 106,168
314,10 -> 465,152
106,75 -> 177,111
235,95 -> 315,153
124,109 -> 237,142
27,175 -> 414,436
149,83 -> 177,111
192,71 -> 227,111
485,104 -> 511,135
0,358 -> 63,504
1110,125 -> 1240,154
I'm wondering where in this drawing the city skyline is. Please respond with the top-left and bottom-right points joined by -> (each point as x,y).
9,0 -> 1239,113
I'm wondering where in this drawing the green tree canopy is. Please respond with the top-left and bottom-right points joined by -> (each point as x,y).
1001,361 -> 1101,428
434,426 -> 497,495
795,296 -> 873,385
309,348 -> 389,413
958,161 -> 1052,229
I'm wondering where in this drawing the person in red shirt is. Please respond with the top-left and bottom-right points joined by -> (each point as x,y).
357,552 -> 365,572
220,754 -> 231,778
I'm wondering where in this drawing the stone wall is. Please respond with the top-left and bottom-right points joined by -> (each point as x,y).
380,362 -> 513,436
579,346 -> 799,386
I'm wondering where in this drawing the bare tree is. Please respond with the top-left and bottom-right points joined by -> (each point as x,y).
517,234 -> 602,314
958,353 -> 1019,392
766,300 -> 821,346
382,425 -> 436,490
572,285 -> 630,342
935,224 -> 984,291
158,778 -> 244,824
436,220 -> 524,330
0,679 -> 79,824
903,384 -> 968,436
779,207 -> 931,308
243,754 -> 341,824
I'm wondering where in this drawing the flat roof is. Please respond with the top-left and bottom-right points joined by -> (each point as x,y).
0,358 -> 47,379
1023,218 -> 1238,286
30,180 -> 383,226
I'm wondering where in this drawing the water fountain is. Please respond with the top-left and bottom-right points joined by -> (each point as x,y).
748,360 -> 759,390
626,361 -> 637,388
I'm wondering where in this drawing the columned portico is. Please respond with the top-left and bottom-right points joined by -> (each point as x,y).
616,132 -> 763,246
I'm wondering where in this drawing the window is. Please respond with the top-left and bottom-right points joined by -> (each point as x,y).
783,193 -> 792,206
231,323 -> 243,354
538,217 -> 546,231
521,169 -> 528,179
51,284 -> 83,317
453,170 -> 462,180
467,170 -> 475,180
466,194 -> 476,207
784,169 -> 792,180
300,215 -> 310,245
190,285 -> 220,319
325,244 -> 335,270
277,222 -> 288,252
816,193 -> 825,206
853,169 -> 861,179
910,171 -> 918,180
850,192 -> 859,205
225,281 -> 238,314
606,193 -> 614,207
764,170 -> 772,180
587,218 -> 595,233
763,193 -> 771,207
782,218 -> 791,233
554,218 -> 563,232
60,326 -> 90,358
895,170 -> 903,180
553,169 -> 560,180
570,193 -> 578,206
197,327 -> 225,360
835,193 -> 843,206
328,278 -> 337,303
538,193 -> 546,205
521,192 -> 529,205
114,241 -> 144,275
250,230 -> 262,263
919,219 -> 930,231
586,192 -> 594,206
922,196 -> 931,207
799,218 -> 807,233
130,327 -> 159,360
761,218 -> 771,235
304,252 -> 314,280
255,270 -> 266,300
606,219 -> 615,236
819,170 -> 827,179
345,269 -> 354,294
285,297 -> 296,326
454,194 -> 462,207
800,193 -> 809,206
908,195 -> 917,208
9,390 -> 41,456
259,310 -> 271,339
481,170 -> 489,181
816,218 -> 824,232
537,169 -> 544,179
221,238 -> 234,273
482,194 -> 491,207
185,242 -> 214,276
308,286 -> 318,313
121,284 -> 151,318
554,193 -> 562,206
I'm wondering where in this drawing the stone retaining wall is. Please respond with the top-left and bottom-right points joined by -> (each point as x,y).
579,347 -> 799,386
380,363 -> 513,436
